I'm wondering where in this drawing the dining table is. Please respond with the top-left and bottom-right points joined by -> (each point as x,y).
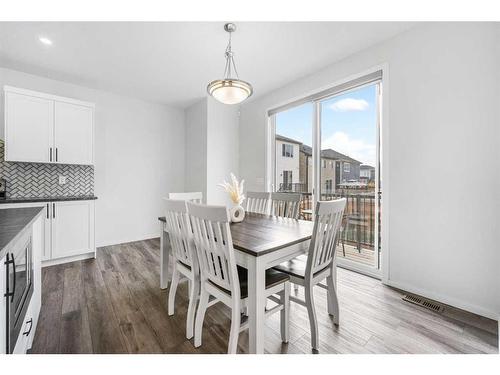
158,211 -> 338,354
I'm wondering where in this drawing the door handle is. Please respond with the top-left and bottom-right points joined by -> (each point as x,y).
23,319 -> 33,336
46,203 -> 49,219
55,148 -> 58,162
49,147 -> 52,162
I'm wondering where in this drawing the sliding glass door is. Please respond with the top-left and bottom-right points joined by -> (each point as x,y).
269,72 -> 382,277
318,82 -> 381,274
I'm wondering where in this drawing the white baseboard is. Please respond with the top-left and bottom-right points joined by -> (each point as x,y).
96,233 -> 159,248
384,278 -> 498,321
42,252 -> 95,267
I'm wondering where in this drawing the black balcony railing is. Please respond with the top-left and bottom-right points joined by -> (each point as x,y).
278,182 -> 309,193
277,183 -> 378,251
303,192 -> 376,251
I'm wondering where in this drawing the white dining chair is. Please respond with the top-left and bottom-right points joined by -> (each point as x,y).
244,191 -> 271,215
270,192 -> 301,219
273,198 -> 346,351
187,201 -> 291,354
168,191 -> 203,203
164,198 -> 199,340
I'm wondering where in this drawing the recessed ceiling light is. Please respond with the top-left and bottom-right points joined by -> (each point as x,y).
39,36 -> 53,46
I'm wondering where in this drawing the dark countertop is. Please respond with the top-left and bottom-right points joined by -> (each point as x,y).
0,207 -> 44,259
0,195 -> 98,204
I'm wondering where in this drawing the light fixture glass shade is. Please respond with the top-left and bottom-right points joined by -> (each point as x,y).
207,79 -> 253,105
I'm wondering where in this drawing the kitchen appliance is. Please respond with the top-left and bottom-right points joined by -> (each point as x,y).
4,231 -> 33,353
0,178 -> 6,199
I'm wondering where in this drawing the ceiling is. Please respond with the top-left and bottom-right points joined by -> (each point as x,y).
0,22 -> 416,108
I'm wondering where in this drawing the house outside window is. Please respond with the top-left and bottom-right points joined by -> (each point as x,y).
343,162 -> 350,173
322,159 -> 326,168
325,179 -> 333,192
282,143 -> 294,158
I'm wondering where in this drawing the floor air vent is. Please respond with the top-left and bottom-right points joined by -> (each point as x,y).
402,294 -> 444,313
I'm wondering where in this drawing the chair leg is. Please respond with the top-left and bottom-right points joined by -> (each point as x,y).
186,275 -> 200,339
194,286 -> 209,348
280,282 -> 290,343
326,274 -> 340,325
304,283 -> 319,350
168,265 -> 180,316
228,301 -> 241,354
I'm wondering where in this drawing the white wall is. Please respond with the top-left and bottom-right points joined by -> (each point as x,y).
206,97 -> 240,205
239,23 -> 500,319
184,99 -> 207,200
0,66 -> 185,247
184,97 -> 240,206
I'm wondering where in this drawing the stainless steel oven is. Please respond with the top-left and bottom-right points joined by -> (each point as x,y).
4,233 -> 33,353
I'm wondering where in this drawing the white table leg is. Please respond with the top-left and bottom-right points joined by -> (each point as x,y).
160,224 -> 171,289
247,256 -> 266,354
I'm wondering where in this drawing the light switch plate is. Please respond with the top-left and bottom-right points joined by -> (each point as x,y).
58,175 -> 67,185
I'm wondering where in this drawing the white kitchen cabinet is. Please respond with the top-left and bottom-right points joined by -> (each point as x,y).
0,200 -> 96,265
54,101 -> 94,165
4,91 -> 54,163
52,200 -> 95,259
3,86 -> 94,165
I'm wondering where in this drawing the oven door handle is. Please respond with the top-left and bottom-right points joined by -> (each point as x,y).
4,253 -> 16,302
10,253 -> 16,303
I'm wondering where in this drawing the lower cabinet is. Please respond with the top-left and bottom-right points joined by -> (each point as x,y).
52,201 -> 95,259
0,200 -> 96,264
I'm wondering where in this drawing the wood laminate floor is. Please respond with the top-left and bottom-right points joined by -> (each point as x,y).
30,239 -> 498,354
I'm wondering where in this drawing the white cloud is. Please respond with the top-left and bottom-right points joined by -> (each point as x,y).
330,98 -> 369,112
322,131 -> 375,166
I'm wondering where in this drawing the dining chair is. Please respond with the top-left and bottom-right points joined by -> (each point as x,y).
244,191 -> 271,215
270,192 -> 301,219
187,201 -> 291,354
168,191 -> 203,203
273,198 -> 346,350
164,198 -> 199,340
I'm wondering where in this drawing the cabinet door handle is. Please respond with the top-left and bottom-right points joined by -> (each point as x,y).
55,148 -> 58,162
49,147 -> 53,162
23,319 -> 33,336
53,203 -> 55,218
46,203 -> 49,219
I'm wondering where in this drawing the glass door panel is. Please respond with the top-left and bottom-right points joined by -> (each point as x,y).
273,102 -> 314,220
318,83 -> 381,271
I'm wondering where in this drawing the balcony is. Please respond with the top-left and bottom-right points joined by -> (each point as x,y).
278,183 -> 378,267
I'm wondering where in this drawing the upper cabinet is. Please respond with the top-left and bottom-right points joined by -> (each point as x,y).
4,86 -> 95,165
54,101 -> 93,165
4,92 -> 54,163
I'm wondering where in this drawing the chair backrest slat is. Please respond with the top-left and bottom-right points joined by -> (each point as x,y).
168,192 -> 203,204
270,192 -> 301,219
306,199 -> 346,278
245,191 -> 271,215
163,198 -> 196,268
187,202 -> 240,298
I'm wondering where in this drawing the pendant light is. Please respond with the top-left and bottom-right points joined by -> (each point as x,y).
207,23 -> 253,105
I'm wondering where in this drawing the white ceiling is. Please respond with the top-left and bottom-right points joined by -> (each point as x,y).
0,22 -> 416,108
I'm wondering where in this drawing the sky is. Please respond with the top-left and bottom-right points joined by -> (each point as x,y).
276,84 -> 377,166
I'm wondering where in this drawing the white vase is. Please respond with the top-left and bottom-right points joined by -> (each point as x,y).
230,204 -> 245,223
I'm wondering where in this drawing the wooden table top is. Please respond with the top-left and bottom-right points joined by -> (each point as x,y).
159,212 -> 314,257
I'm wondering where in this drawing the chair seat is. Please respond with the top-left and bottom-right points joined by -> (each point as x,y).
273,255 -> 330,280
210,266 -> 289,299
